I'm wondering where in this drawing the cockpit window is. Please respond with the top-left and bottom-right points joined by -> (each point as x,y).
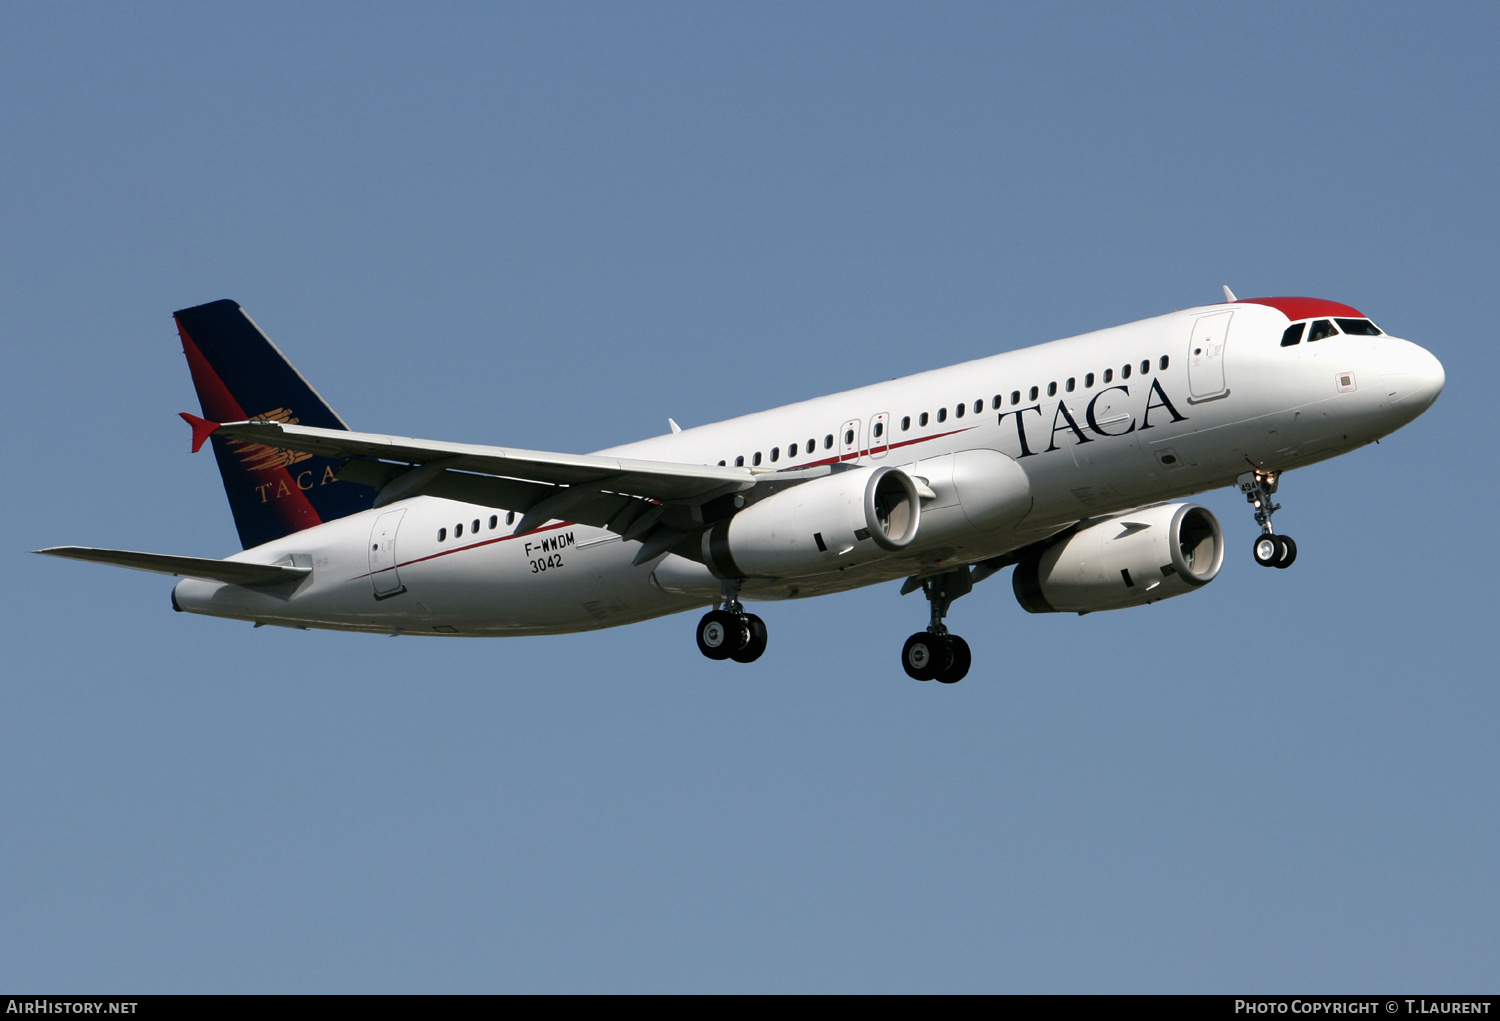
1336,318 -> 1382,336
1307,319 -> 1339,342
1280,323 -> 1305,347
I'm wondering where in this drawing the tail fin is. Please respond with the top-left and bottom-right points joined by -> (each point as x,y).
174,299 -> 375,549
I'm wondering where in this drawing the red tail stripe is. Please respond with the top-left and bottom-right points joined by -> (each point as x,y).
176,318 -> 327,536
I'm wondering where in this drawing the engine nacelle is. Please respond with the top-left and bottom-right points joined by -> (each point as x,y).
1013,503 -> 1224,613
703,465 -> 921,579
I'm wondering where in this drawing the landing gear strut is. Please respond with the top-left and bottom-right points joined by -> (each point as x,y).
695,579 -> 767,663
1239,469 -> 1297,569
902,569 -> 972,684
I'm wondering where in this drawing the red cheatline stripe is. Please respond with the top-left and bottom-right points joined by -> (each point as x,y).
365,427 -> 983,575
397,521 -> 573,570
356,423 -> 993,580
356,521 -> 577,581
365,427 -> 986,575
754,425 -> 976,471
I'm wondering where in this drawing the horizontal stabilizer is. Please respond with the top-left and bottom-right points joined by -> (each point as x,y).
34,546 -> 310,586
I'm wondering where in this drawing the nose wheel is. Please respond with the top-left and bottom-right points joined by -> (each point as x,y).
695,580 -> 768,664
900,569 -> 973,683
1239,469 -> 1297,569
1252,533 -> 1297,569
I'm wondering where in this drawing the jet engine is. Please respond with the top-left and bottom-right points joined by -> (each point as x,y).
703,465 -> 921,579
1012,503 -> 1224,613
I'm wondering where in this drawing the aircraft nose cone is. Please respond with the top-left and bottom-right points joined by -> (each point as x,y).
1384,342 -> 1445,411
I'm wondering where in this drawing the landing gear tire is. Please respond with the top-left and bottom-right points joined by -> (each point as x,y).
902,632 -> 945,681
1253,534 -> 1298,569
729,614 -> 768,663
1274,534 -> 1298,569
934,635 -> 971,684
1253,534 -> 1281,567
1241,470 -> 1298,570
697,609 -> 747,661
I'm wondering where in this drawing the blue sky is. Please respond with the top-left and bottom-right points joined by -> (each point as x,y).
2,2 -> 1497,992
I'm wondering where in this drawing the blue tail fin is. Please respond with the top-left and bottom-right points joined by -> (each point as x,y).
174,299 -> 376,550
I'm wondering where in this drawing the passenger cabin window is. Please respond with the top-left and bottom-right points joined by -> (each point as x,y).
973,399 -> 984,414
808,438 -> 816,452
454,523 -> 463,538
1011,390 -> 1021,405
1065,377 -> 1075,392
1028,386 -> 1039,401
1160,355 -> 1170,369
1104,369 -> 1113,383
873,421 -> 883,437
489,515 -> 497,530
735,455 -> 744,466
770,447 -> 779,462
919,412 -> 929,426
901,416 -> 911,431
753,452 -> 762,466
1140,360 -> 1150,375
955,403 -> 964,419
992,395 -> 1002,410
718,460 -> 726,466
1047,381 -> 1057,396
1308,319 -> 1338,342
438,528 -> 447,542
1122,363 -> 1132,379
506,511 -> 515,525
1085,372 -> 1095,387
790,442 -> 799,457
1281,323 -> 1305,347
472,519 -> 480,534
1337,318 -> 1383,336
937,408 -> 947,423
824,435 -> 834,449
844,429 -> 854,445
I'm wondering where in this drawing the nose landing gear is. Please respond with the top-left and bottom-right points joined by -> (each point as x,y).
901,569 -> 973,684
695,579 -> 767,664
1239,469 -> 1297,569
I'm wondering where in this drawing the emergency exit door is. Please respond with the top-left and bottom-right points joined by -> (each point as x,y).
839,418 -> 862,461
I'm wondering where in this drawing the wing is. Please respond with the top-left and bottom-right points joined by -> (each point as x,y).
35,546 -> 310,586
204,419 -> 759,560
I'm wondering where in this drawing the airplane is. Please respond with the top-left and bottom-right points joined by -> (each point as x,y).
37,288 -> 1444,683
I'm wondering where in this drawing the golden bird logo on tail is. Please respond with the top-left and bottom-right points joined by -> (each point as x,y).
230,408 -> 314,472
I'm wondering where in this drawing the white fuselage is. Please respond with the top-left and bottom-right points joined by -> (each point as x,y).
172,301 -> 1444,635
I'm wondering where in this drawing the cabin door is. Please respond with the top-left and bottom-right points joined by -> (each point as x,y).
1187,311 -> 1232,400
368,508 -> 407,598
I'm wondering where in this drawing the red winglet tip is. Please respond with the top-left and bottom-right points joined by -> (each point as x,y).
179,412 -> 221,453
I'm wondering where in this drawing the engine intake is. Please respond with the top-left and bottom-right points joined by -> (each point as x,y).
1013,503 -> 1223,613
703,465 -> 921,579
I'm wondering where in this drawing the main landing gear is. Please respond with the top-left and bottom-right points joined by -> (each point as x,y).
695,579 -> 768,664
1239,469 -> 1297,569
902,569 -> 972,684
